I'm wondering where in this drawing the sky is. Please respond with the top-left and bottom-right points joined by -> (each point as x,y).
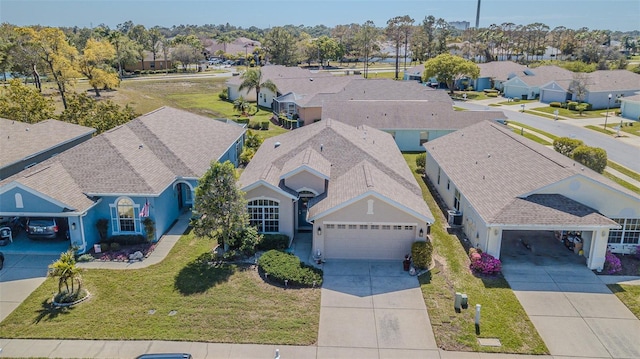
1,0 -> 639,32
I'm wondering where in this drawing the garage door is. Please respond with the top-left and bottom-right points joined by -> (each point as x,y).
324,223 -> 416,260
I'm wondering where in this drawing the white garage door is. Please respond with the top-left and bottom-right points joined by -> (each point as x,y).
324,223 -> 416,260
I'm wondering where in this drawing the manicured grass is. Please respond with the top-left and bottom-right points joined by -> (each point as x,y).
585,125 -> 618,135
507,121 -> 559,141
403,153 -> 548,354
602,171 -> 640,194
608,161 -> 640,182
532,106 -> 605,119
0,230 -> 321,344
453,106 -> 467,111
608,284 -> 640,319
496,99 -> 537,106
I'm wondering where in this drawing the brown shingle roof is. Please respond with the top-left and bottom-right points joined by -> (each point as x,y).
0,118 -> 95,169
240,120 -> 433,223
477,61 -> 528,81
1,107 -> 245,211
425,121 -> 639,224
585,70 -> 640,92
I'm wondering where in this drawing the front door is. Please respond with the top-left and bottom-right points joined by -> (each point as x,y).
177,183 -> 184,210
298,197 -> 311,230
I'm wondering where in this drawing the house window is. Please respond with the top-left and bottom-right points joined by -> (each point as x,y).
370,225 -> 380,230
404,225 -> 414,230
326,224 -> 335,229
420,131 -> 429,145
348,224 -> 357,229
437,167 -> 441,185
454,189 -> 461,211
393,225 -> 402,230
608,218 -> 640,244
382,225 -> 391,230
109,197 -> 140,233
447,179 -> 450,190
248,199 -> 279,233
360,224 -> 368,229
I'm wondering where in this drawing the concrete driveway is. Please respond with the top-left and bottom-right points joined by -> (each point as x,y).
503,260 -> 640,358
0,253 -> 58,321
317,260 -> 438,358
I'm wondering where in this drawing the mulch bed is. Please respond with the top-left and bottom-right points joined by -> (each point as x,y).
613,253 -> 640,276
89,242 -> 157,261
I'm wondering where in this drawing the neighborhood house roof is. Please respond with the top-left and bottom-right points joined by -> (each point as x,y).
321,100 -> 506,130
506,65 -> 574,87
0,107 -> 245,212
226,65 -> 332,86
273,76 -> 362,106
0,118 -> 96,169
425,121 -> 633,226
239,119 -> 433,223
582,70 -> 640,92
477,61 -> 528,81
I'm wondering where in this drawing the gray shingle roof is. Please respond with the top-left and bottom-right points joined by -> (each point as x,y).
321,100 -> 505,130
324,79 -> 442,101
226,65 -> 333,86
584,70 -> 640,92
508,65 -> 574,87
273,76 -> 362,106
425,120 -> 639,225
477,61 -> 528,81
239,120 -> 433,223
492,194 -> 618,227
1,107 -> 245,211
0,118 -> 95,168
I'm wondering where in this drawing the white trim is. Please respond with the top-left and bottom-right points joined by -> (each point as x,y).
0,181 -> 75,210
109,196 -> 141,234
323,221 -> 418,226
247,197 -> 281,233
280,165 -> 329,182
309,191 -> 433,224
0,211 -> 82,217
242,180 -> 298,200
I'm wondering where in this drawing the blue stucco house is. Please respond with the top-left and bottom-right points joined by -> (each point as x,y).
0,107 -> 246,254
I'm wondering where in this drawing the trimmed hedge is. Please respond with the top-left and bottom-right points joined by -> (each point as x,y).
248,121 -> 261,130
258,234 -> 290,251
550,102 -> 562,108
411,240 -> 433,270
258,250 -> 323,287
486,92 -> 498,97
235,118 -> 250,124
260,121 -> 269,130
483,89 -> 499,94
107,234 -> 147,245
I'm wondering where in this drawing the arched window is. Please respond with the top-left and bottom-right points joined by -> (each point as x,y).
248,199 -> 279,233
109,197 -> 140,233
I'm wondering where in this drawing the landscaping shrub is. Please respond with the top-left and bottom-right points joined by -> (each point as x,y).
411,240 -> 433,270
257,234 -> 290,251
240,147 -> 255,165
223,249 -> 240,261
512,97 -> 521,102
248,121 -> 261,130
260,121 -> 269,130
258,250 -> 323,287
550,102 -> 562,108
483,89 -> 498,94
235,117 -> 250,125
109,234 -> 147,245
604,251 -> 622,274
567,101 -> 578,110
228,226 -> 262,256
486,92 -> 498,97
571,145 -> 607,173
218,88 -> 229,101
469,250 -> 502,275
110,242 -> 121,251
553,137 -> 584,157
415,153 -> 426,170
76,253 -> 94,262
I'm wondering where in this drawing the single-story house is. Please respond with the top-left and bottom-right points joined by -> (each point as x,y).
503,65 -> 574,100
0,107 -> 246,254
424,120 -> 640,270
204,37 -> 261,61
472,61 -> 529,92
321,100 -> 506,151
0,118 -> 96,180
226,65 -> 334,103
238,119 -> 434,260
620,93 -> 640,121
541,70 -> 640,109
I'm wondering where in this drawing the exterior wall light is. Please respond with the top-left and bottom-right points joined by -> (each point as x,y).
317,226 -> 322,236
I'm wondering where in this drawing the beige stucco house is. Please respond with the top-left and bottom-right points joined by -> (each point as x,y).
239,119 -> 434,260
424,121 -> 640,270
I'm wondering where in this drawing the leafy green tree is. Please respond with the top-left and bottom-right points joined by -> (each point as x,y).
194,161 -> 248,250
422,54 -> 480,94
58,93 -> 136,134
48,250 -> 82,295
572,145 -> 607,174
0,79 -> 55,123
17,27 -> 80,109
354,20 -> 380,79
312,35 -> 343,67
77,38 -> 120,96
553,137 -> 584,157
238,68 -> 278,113
386,15 -> 414,79
233,96 -> 250,115
263,27 -> 298,66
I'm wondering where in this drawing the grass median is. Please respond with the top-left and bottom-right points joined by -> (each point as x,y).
0,230 -> 321,344
404,153 -> 548,354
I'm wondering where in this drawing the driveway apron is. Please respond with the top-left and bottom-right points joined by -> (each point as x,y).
318,260 -> 438,358
503,261 -> 640,359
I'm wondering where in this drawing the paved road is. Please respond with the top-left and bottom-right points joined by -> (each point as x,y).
456,101 -> 640,173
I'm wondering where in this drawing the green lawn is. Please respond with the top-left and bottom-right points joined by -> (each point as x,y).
0,230 -> 321,344
608,161 -> 640,182
608,284 -> 640,319
507,121 -> 559,141
532,106 -> 607,119
602,171 -> 640,194
403,153 -> 548,354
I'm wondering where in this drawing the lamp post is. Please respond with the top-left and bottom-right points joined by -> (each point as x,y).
603,93 -> 612,130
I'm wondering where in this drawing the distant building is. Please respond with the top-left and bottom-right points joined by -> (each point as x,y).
449,21 -> 470,30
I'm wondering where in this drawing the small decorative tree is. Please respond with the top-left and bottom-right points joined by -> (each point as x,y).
48,250 -> 84,303
142,217 -> 155,242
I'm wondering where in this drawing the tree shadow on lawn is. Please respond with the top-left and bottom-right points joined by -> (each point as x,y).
174,252 -> 235,295
33,298 -> 74,324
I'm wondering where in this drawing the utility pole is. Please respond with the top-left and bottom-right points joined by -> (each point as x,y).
475,0 -> 481,28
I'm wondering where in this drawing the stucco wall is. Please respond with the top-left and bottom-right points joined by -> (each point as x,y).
299,107 -> 322,126
244,185 -> 295,239
0,187 -> 65,214
284,171 -> 325,196
620,100 -> 640,121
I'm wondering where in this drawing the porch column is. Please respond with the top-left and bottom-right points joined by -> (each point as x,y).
587,228 -> 609,270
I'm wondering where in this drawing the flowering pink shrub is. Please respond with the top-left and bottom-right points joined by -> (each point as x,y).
469,252 -> 502,275
603,251 -> 622,274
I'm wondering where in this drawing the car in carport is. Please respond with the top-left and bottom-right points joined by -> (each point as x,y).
25,217 -> 68,240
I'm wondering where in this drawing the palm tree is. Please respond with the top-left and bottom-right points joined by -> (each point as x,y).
238,68 -> 278,113
48,250 -> 82,295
